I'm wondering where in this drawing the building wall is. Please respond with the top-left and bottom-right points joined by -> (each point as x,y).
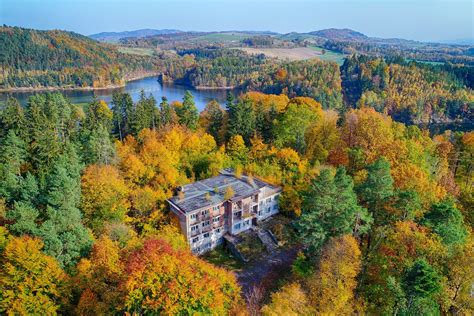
257,192 -> 280,221
169,187 -> 281,255
187,202 -> 227,254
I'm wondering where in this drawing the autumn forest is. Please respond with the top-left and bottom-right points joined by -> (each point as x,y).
0,17 -> 473,316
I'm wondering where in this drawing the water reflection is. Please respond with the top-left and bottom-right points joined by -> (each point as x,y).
0,76 -> 235,111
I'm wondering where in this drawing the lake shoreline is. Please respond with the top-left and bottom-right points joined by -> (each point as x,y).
0,75 -> 234,111
1,76 -> 238,93
0,72 -> 161,93
194,85 -> 237,90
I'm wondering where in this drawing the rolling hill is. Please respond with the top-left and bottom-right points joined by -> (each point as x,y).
0,26 -> 160,90
90,28 -> 181,42
309,28 -> 368,41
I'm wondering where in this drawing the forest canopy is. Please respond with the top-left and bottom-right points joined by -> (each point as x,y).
0,88 -> 472,314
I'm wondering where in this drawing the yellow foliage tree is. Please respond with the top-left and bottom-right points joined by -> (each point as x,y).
81,164 -> 130,233
307,235 -> 362,315
443,236 -> 474,314
261,282 -> 312,316
0,236 -> 69,315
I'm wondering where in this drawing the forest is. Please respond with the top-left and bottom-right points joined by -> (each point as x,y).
341,55 -> 473,123
0,88 -> 472,315
0,26 -> 163,89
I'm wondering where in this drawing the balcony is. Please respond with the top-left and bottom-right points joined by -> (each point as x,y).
199,213 -> 211,221
201,225 -> 212,233
212,207 -> 225,217
242,211 -> 255,219
212,218 -> 225,228
190,228 -> 201,237
233,211 -> 242,221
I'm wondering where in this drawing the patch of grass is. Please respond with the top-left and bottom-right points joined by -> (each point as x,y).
202,245 -> 243,270
193,32 -> 251,43
260,214 -> 297,247
118,46 -> 155,56
310,46 -> 347,65
407,59 -> 445,66
236,230 -> 267,261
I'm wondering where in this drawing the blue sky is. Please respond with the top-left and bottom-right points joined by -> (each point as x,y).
1,0 -> 472,42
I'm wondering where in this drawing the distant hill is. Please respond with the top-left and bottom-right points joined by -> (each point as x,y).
0,26 -> 160,90
309,28 -> 368,41
90,29 -> 182,42
439,38 -> 474,45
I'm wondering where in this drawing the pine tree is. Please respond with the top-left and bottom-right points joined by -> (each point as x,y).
159,96 -> 175,127
357,157 -> 394,225
0,98 -> 28,141
422,200 -> 468,249
0,130 -> 27,201
133,90 -> 159,134
227,97 -> 256,144
175,91 -> 198,130
296,167 -> 371,254
403,259 -> 442,315
111,92 -> 134,140
200,100 -> 225,144
37,146 -> 92,268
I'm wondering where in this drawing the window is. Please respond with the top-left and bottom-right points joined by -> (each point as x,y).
202,220 -> 210,227
245,220 -> 249,226
213,216 -> 220,223
213,205 -> 219,211
192,237 -> 199,243
194,246 -> 200,252
203,232 -> 210,238
267,207 -> 270,213
266,198 -> 270,204
201,209 -> 209,216
191,225 -> 199,232
190,213 -> 197,220
204,242 -> 211,249
273,204 -> 278,210
216,228 -> 221,233
234,223 -> 241,230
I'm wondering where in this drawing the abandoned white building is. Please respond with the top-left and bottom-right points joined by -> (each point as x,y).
167,169 -> 281,254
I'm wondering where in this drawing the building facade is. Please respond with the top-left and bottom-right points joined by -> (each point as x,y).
167,169 -> 281,254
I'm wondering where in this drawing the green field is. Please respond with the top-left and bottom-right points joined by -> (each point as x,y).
310,46 -> 347,65
193,32 -> 253,43
118,46 -> 155,56
407,58 -> 446,66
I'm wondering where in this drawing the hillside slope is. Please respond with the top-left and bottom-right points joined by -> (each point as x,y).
90,29 -> 181,42
0,26 -> 159,90
309,28 -> 368,41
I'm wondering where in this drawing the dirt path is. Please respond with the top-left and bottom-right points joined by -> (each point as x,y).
236,246 -> 300,296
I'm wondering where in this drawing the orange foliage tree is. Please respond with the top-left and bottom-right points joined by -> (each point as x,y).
122,237 -> 243,314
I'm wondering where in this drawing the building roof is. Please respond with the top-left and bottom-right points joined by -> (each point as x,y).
168,169 -> 280,214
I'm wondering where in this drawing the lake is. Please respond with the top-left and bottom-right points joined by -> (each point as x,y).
0,76 -> 234,112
